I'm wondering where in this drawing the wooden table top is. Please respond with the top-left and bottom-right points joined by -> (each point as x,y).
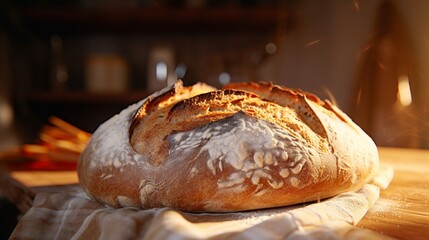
358,147 -> 429,239
1,147 -> 428,239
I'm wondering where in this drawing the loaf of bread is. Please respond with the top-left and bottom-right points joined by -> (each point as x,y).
78,81 -> 379,212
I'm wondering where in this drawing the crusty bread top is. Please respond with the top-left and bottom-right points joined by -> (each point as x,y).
132,83 -> 321,166
130,81 -> 361,168
129,82 -> 216,166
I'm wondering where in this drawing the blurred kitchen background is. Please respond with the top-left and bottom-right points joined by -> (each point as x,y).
0,0 -> 429,150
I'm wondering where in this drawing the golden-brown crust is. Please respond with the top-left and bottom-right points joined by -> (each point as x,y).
79,81 -> 379,212
129,82 -> 180,140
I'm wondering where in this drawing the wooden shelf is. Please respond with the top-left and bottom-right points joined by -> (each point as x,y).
17,6 -> 287,36
26,91 -> 149,104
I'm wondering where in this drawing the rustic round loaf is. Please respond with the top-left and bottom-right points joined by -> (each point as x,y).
78,81 -> 379,212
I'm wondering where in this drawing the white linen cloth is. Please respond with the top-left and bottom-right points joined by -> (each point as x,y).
10,166 -> 394,240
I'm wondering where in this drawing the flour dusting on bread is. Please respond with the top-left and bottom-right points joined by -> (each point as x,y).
167,112 -> 322,195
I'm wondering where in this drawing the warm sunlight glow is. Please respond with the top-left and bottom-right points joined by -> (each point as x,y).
397,75 -> 412,106
306,39 -> 321,47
